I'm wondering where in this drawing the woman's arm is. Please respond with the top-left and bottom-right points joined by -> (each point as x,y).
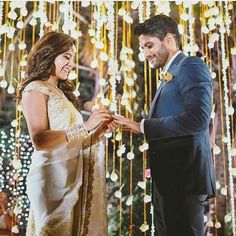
22,90 -> 68,150
22,90 -> 113,150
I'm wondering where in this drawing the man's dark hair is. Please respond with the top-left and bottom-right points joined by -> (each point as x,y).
134,14 -> 180,47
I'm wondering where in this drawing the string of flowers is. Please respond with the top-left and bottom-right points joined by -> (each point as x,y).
219,2 -> 236,235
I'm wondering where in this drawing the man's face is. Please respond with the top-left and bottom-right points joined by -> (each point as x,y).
138,34 -> 169,69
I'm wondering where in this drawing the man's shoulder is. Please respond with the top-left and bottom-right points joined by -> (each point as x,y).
180,55 -> 206,66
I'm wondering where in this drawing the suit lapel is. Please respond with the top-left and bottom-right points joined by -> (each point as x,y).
149,82 -> 165,118
148,52 -> 186,118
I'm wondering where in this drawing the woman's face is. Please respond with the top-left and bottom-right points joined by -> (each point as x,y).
0,192 -> 7,203
53,45 -> 76,80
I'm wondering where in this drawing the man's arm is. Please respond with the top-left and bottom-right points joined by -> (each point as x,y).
144,57 -> 212,140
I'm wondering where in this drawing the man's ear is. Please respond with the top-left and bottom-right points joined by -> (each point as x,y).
164,33 -> 175,47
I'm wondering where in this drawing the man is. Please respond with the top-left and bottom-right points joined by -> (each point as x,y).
113,15 -> 216,236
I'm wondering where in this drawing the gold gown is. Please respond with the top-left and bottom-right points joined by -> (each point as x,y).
22,81 -> 107,236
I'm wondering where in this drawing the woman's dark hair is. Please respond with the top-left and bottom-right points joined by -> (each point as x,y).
18,32 -> 78,108
134,14 -> 180,47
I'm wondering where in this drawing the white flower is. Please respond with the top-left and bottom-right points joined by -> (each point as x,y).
110,171 -> 118,182
137,181 -> 146,190
126,195 -> 133,206
230,149 -> 236,156
201,25 -> 209,34
9,43 -> 15,51
13,207 -> 19,215
73,90 -> 80,97
8,11 -> 17,20
224,213 -> 232,223
16,21 -> 24,29
215,181 -> 221,190
227,106 -> 234,115
17,105 -> 22,112
90,59 -> 98,69
117,144 -> 126,157
215,221 -> 221,229
20,7 -> 28,16
11,119 -> 18,127
210,111 -> 215,119
29,18 -> 37,26
220,186 -> 227,196
95,41 -> 104,49
71,30 -> 82,39
118,8 -> 126,16
18,42 -> 27,50
144,194 -> 151,203
11,225 -> 19,234
211,72 -> 216,79
7,85 -> 15,94
139,143 -> 149,152
88,29 -> 95,37
126,77 -> 134,86
139,223 -> 149,232
106,171 -> 110,178
99,78 -> 107,86
213,145 -> 221,155
138,51 -> 145,61
101,98 -> 110,106
127,152 -> 134,160
99,52 -> 108,61
68,71 -> 77,80
0,80 -> 8,88
123,15 -> 133,24
114,190 -> 122,199
232,168 -> 236,176
206,220 -> 214,227
20,60 -> 27,67
81,1 -> 90,7
231,47 -> 236,55
131,1 -> 139,9
0,66 -> 5,76
180,13 -> 189,21
104,132 -> 112,138
115,132 -> 122,141
221,136 -> 228,143
12,159 -> 22,169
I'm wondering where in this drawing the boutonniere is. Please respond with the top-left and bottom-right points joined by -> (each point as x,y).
160,71 -> 173,83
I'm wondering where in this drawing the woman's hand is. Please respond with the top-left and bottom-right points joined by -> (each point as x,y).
84,109 -> 112,131
93,119 -> 118,141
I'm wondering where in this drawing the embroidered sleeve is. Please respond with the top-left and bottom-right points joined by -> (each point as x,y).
23,82 -> 51,96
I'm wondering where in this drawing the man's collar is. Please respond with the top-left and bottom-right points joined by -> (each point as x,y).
163,50 -> 182,74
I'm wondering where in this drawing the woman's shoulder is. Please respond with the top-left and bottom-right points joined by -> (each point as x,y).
23,80 -> 51,96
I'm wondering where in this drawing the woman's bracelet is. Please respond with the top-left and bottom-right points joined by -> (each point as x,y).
65,123 -> 88,143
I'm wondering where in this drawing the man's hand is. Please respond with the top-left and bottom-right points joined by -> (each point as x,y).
112,115 -> 141,134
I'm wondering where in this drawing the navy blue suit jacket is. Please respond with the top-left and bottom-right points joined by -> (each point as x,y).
145,52 -> 216,196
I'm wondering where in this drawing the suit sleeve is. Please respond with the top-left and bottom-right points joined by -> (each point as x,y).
144,57 -> 212,140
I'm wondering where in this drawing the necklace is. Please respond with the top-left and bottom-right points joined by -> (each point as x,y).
46,81 -> 64,95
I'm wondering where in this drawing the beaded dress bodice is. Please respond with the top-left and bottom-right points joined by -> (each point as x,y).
23,81 -> 83,130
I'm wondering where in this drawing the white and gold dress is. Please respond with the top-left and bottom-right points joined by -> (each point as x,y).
22,81 -> 107,236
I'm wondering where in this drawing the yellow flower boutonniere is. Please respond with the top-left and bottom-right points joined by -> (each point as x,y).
160,71 -> 173,83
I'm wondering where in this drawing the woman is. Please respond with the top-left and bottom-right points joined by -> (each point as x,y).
0,192 -> 14,236
19,32 -> 116,236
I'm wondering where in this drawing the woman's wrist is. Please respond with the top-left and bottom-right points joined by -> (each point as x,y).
84,122 -> 91,132
65,124 -> 88,143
